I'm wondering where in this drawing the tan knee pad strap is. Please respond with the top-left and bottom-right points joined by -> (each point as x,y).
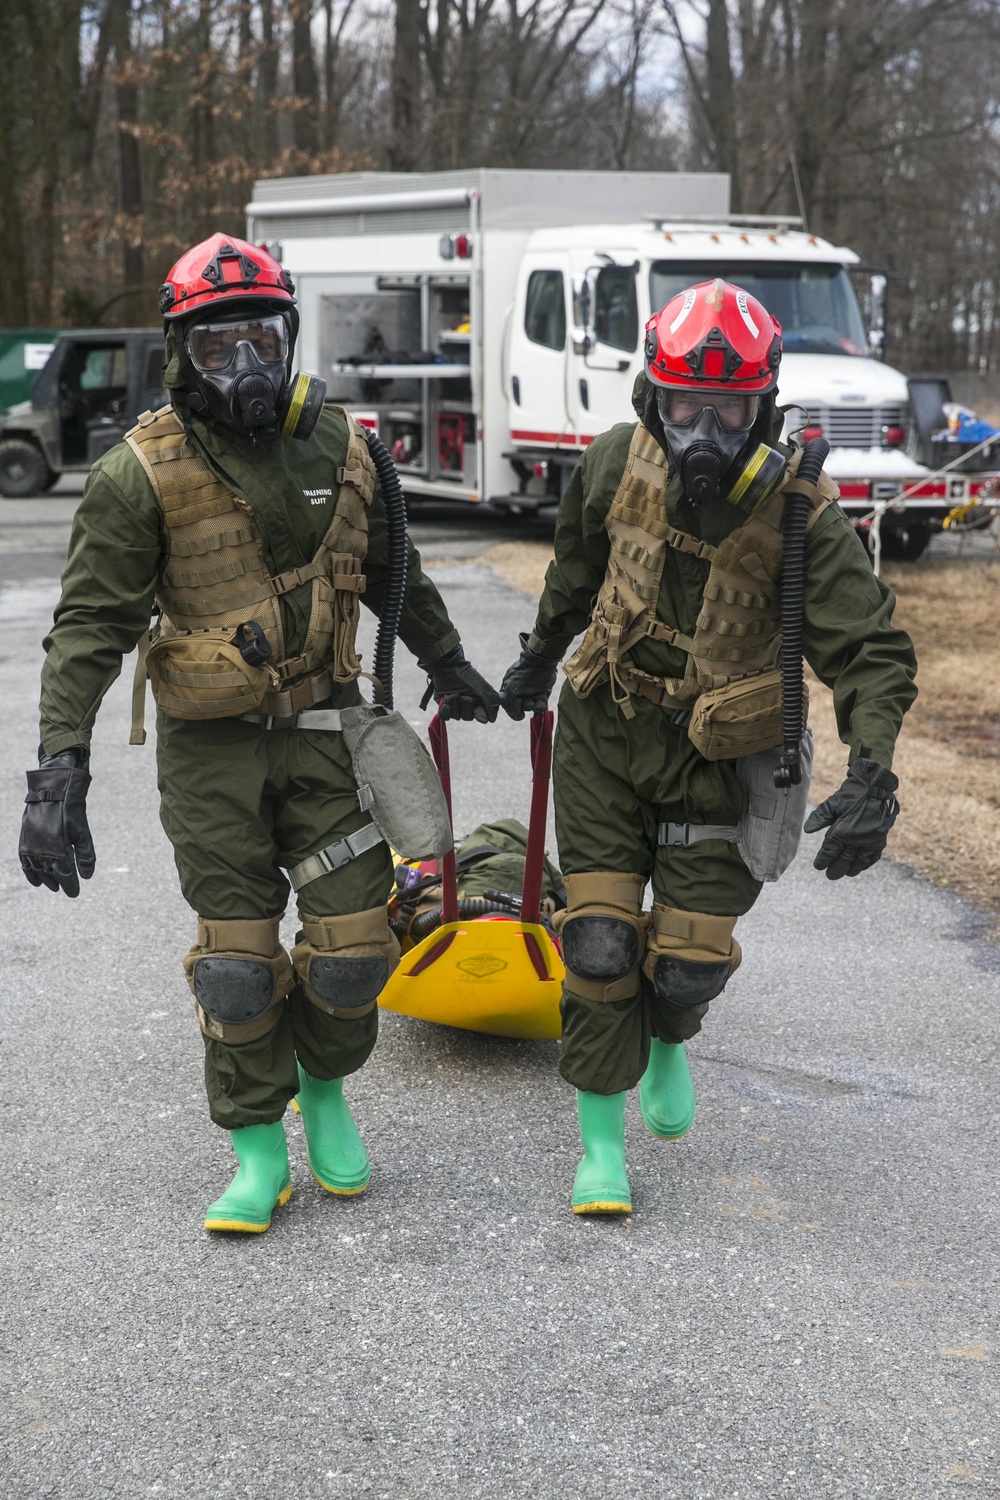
642,905 -> 742,980
556,871 -> 647,1003
292,907 -> 401,1019
184,916 -> 294,1044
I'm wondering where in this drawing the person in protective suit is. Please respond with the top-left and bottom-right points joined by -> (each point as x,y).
19,233 -> 499,1234
500,279 -> 917,1216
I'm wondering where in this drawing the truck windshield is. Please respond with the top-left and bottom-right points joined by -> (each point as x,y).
649,261 -> 869,356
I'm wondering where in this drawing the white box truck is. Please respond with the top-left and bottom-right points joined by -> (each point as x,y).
246,169 -> 995,558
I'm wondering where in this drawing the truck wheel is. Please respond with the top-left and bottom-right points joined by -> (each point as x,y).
880,522 -> 931,562
0,440 -> 54,498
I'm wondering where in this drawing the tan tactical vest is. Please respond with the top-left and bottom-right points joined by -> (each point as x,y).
124,404 -> 375,740
563,424 -> 836,758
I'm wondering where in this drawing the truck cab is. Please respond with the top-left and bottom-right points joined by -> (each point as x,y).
506,222 -> 912,488
0,329 -> 165,496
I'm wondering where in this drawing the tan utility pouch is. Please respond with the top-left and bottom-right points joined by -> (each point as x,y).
146,629 -> 277,721
688,668 -> 809,761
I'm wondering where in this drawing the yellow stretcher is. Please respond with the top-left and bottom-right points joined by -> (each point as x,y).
378,711 -> 564,1040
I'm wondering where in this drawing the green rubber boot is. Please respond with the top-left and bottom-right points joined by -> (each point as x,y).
572,1090 -> 632,1215
292,1064 -> 371,1196
204,1121 -> 293,1233
639,1038 -> 696,1140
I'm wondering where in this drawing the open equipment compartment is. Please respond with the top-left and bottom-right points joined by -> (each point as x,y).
322,272 -> 474,492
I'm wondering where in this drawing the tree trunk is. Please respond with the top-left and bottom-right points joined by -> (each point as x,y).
705,0 -> 741,211
113,0 -> 144,308
389,0 -> 421,170
259,0 -> 280,159
291,0 -> 319,156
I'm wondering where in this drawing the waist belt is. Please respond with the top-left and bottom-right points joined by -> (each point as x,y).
241,709 -> 345,731
286,821 -> 384,891
658,821 -> 738,848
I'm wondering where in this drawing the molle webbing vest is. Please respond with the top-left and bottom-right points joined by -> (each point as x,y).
125,404 -> 375,732
563,423 -> 835,753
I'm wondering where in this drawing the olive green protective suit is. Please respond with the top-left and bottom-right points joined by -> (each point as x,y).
527,379 -> 918,1095
39,361 -> 459,1128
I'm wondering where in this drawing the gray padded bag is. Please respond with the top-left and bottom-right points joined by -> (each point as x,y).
339,705 -> 452,860
735,729 -> 814,883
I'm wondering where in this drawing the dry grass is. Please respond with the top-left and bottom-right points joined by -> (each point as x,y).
479,542 -> 1000,934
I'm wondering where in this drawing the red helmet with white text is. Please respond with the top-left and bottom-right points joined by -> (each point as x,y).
644,280 -> 784,505
643,278 -> 781,394
159,233 -> 295,321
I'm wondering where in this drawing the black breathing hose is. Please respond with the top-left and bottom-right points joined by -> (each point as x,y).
364,429 -> 409,710
774,436 -> 830,789
409,898 -> 516,942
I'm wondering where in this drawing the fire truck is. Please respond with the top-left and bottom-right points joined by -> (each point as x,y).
246,169 -> 998,559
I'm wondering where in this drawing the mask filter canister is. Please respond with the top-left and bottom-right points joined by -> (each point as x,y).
281,373 -> 328,441
724,443 -> 787,516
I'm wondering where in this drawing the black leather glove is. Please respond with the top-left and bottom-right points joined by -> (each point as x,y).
19,747 -> 96,898
803,749 -> 899,880
417,645 -> 501,723
500,633 -> 560,720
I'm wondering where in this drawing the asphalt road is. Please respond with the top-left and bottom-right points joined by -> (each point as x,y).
1,492 -> 998,1499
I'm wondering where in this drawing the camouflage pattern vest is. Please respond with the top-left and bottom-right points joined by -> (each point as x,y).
124,404 -> 374,737
563,423 -> 836,759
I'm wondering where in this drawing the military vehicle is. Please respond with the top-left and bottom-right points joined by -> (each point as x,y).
0,328 -> 164,496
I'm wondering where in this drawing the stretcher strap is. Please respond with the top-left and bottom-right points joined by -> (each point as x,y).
428,713 -> 459,925
520,709 -> 554,925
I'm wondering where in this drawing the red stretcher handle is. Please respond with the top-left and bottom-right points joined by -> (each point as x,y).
519,709 -> 553,925
428,713 -> 459,924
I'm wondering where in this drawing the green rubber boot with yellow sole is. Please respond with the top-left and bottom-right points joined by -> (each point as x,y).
572,1090 -> 632,1215
639,1038 -> 696,1140
292,1064 -> 371,1196
204,1121 -> 293,1233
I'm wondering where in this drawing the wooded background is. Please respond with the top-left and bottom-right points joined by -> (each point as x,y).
1,0 -> 997,373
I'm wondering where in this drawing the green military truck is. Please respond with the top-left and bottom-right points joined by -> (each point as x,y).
0,328 -> 165,496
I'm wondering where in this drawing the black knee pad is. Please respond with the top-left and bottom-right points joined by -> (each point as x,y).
307,953 -> 389,1012
192,956 -> 277,1025
561,915 -> 641,983
652,954 -> 732,1009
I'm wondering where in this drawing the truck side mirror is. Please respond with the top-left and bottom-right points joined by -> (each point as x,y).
572,275 -> 593,356
868,273 -> 887,359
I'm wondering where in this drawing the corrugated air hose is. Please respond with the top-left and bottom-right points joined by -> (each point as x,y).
363,428 -> 409,710
775,436 -> 830,789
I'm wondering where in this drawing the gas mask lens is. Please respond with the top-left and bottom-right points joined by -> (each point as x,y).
186,314 -> 289,373
659,389 -> 759,433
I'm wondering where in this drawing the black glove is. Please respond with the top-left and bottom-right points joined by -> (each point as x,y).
19,747 -> 96,898
803,749 -> 899,880
500,633 -> 560,720
417,645 -> 501,723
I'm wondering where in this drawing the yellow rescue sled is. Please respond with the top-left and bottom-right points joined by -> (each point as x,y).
379,711 -> 564,1040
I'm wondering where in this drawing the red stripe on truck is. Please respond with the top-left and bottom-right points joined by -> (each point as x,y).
509,430 -> 598,447
510,429 -> 578,445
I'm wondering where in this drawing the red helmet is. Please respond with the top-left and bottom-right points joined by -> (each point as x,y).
643,279 -> 781,395
159,233 -> 295,320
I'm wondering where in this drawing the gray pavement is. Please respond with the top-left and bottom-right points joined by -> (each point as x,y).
1,504 -> 998,1499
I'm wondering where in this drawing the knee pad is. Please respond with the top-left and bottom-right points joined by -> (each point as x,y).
292,908 -> 400,1019
183,916 -> 294,1044
644,904 -> 742,1010
556,872 -> 646,1003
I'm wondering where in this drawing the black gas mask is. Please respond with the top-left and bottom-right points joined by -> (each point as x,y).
657,387 -> 785,514
181,309 -> 326,443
